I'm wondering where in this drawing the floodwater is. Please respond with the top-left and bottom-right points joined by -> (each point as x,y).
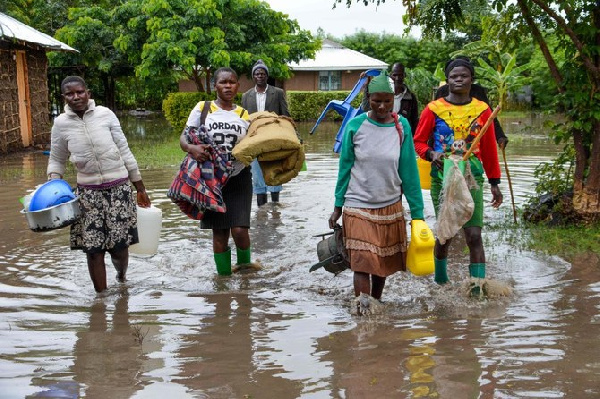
1,113 -> 599,398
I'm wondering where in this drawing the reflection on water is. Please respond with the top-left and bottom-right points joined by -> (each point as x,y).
71,291 -> 144,398
1,113 -> 599,398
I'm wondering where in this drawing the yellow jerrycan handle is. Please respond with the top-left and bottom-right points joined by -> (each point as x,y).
406,219 -> 435,276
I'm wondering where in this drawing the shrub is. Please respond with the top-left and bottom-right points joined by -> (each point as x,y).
522,144 -> 578,225
287,91 -> 361,121
162,92 -> 244,131
162,91 -> 362,131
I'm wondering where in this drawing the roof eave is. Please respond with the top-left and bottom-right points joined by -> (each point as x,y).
290,65 -> 388,71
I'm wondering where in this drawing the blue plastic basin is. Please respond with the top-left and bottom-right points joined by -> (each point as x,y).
28,179 -> 76,212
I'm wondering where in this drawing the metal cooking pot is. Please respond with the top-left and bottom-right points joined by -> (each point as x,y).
309,225 -> 350,275
21,197 -> 81,232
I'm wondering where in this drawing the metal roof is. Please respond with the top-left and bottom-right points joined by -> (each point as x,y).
289,39 -> 387,71
0,12 -> 77,52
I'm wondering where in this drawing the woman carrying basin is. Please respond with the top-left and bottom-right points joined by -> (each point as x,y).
47,76 -> 151,293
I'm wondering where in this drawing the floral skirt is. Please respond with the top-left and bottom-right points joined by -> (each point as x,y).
70,183 -> 139,254
342,200 -> 407,277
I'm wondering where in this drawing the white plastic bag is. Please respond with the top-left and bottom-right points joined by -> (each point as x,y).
435,157 -> 475,244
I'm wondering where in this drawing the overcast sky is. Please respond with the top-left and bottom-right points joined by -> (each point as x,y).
264,0 -> 418,39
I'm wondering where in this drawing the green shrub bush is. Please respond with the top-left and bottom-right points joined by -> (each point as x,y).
162,91 -> 362,130
162,92 -> 242,132
287,91 -> 361,121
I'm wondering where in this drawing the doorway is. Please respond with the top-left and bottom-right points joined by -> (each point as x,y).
16,50 -> 32,147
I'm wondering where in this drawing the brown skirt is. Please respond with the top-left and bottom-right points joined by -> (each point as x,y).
342,200 -> 407,277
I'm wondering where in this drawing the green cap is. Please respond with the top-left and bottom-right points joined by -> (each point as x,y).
368,71 -> 394,94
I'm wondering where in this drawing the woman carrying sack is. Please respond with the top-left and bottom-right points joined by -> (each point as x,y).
328,72 -> 424,312
413,58 -> 503,296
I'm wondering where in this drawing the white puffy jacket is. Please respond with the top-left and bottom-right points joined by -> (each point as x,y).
47,100 -> 142,185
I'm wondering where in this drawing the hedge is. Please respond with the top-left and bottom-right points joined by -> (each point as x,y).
162,90 -> 362,131
286,91 -> 362,121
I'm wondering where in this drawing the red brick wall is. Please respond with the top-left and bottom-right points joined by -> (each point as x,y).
178,70 -> 365,93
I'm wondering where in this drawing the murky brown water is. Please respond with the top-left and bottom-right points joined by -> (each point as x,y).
1,113 -> 599,398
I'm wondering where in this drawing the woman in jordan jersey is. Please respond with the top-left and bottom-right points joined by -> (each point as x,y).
413,58 -> 502,295
180,67 -> 254,276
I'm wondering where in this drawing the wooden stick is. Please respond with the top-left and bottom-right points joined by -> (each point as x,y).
462,105 -> 502,161
502,146 -> 518,223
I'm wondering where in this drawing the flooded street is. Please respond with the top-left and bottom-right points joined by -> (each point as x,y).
1,114 -> 599,398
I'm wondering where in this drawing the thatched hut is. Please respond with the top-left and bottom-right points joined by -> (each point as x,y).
0,12 -> 76,154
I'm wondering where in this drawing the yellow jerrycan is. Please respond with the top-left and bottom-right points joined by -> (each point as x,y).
416,157 -> 431,190
406,220 -> 434,276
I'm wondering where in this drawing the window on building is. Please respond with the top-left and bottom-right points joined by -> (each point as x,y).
319,71 -> 342,91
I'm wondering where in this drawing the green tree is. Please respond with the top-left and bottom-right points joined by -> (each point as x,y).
115,0 -> 319,93
51,3 -> 133,109
0,0 -> 79,34
451,41 -> 533,108
338,0 -> 600,217
340,31 -> 457,72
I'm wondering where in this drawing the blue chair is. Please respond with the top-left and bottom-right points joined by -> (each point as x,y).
310,69 -> 382,153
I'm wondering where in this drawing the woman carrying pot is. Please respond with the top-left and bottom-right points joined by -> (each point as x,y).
47,76 -> 151,293
329,72 -> 424,309
413,58 -> 502,296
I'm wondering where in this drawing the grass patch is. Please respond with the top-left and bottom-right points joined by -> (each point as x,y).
498,110 -> 531,118
130,139 -> 184,169
487,211 -> 599,262
522,222 -> 600,260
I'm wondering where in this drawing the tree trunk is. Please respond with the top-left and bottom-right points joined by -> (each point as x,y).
101,74 -> 116,111
572,3 -> 600,215
572,129 -> 587,193
108,76 -> 116,111
193,77 -> 203,92
517,0 -> 565,93
192,68 -> 205,92
205,68 -> 212,95
573,120 -> 600,214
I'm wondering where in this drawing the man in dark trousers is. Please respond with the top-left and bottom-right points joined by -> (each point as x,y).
242,59 -> 291,207
435,57 -> 509,149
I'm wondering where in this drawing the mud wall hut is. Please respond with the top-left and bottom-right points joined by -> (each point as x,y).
0,12 -> 75,154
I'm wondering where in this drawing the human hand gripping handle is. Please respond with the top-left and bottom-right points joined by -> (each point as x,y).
428,151 -> 446,170
329,206 -> 342,229
132,180 -> 151,208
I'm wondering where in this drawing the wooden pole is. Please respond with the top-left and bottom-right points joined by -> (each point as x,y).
462,105 -> 502,161
502,145 -> 518,223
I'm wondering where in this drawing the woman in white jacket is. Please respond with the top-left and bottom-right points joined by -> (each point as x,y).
47,76 -> 151,293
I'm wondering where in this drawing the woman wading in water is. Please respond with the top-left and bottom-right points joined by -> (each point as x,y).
329,72 -> 424,312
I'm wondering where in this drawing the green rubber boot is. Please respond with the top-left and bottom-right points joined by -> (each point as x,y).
236,247 -> 251,265
469,263 -> 486,297
469,263 -> 486,279
434,257 -> 449,285
214,248 -> 232,276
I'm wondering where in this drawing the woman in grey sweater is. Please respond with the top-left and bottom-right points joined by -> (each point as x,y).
329,72 -> 424,309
